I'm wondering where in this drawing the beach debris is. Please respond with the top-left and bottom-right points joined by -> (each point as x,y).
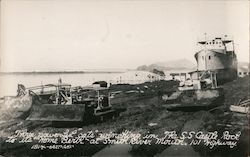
148,122 -> 158,127
230,99 -> 250,114
0,94 -> 32,121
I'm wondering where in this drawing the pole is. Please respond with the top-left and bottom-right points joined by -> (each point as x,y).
97,90 -> 100,109
204,33 -> 207,71
215,72 -> 218,88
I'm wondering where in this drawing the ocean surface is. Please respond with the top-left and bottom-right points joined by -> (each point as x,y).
0,72 -> 122,97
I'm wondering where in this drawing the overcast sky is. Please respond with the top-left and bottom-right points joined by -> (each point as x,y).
0,0 -> 249,72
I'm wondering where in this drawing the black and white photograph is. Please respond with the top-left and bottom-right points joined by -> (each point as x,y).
0,0 -> 249,156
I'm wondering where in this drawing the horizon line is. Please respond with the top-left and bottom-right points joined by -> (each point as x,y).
0,70 -> 131,74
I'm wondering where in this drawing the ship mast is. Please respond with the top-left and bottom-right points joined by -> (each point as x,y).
204,33 -> 207,71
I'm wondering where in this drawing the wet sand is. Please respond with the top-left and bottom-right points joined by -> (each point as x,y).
0,77 -> 249,156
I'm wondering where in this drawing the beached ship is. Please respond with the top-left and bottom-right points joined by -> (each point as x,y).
191,35 -> 238,84
161,35 -> 233,110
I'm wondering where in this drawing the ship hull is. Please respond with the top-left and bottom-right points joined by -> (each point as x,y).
195,49 -> 237,84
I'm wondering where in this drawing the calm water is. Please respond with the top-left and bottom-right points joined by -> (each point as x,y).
0,73 -> 122,97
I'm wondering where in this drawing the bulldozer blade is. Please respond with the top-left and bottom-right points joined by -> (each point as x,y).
26,104 -> 85,122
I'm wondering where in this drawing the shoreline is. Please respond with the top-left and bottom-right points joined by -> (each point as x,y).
0,71 -> 125,75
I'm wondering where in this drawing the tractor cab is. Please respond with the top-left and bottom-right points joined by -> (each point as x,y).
27,83 -> 72,105
71,86 -> 112,115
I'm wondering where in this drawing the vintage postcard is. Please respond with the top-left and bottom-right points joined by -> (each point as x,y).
0,0 -> 249,156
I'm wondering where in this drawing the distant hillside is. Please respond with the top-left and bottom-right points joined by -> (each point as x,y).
238,62 -> 250,70
137,59 -> 196,72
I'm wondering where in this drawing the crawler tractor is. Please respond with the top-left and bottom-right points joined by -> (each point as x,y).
26,82 -> 124,123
